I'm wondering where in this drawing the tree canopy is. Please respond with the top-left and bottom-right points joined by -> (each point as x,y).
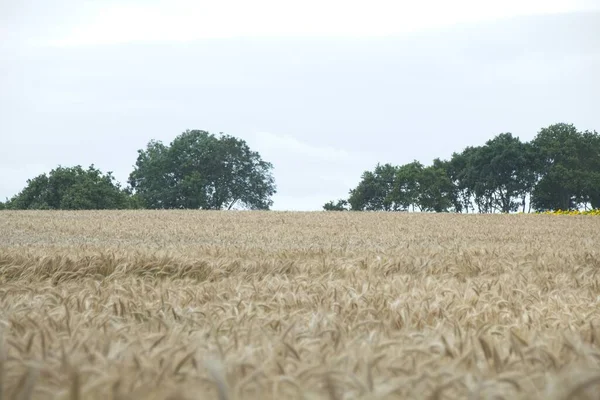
128,130 -> 277,210
6,165 -> 131,210
325,123 -> 600,213
343,161 -> 458,213
529,123 -> 600,211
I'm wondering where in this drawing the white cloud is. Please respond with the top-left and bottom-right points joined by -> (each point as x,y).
40,0 -> 598,47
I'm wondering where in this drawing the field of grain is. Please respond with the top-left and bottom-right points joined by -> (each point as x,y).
1,210 -> 600,400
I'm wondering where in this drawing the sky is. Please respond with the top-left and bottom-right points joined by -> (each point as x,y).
1,1 -> 599,210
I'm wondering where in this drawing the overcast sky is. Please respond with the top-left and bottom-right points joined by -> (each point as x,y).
1,1 -> 599,210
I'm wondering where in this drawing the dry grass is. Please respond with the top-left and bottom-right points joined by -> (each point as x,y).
0,210 -> 599,399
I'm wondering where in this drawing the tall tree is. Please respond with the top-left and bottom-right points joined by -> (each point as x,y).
128,130 -> 276,210
8,165 -> 130,210
469,133 -> 535,213
529,123 -> 598,211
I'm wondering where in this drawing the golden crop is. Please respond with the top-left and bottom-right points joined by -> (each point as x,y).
0,210 -> 599,399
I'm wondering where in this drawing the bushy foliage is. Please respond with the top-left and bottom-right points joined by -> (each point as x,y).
6,130 -> 277,211
128,130 -> 277,210
7,165 -> 131,210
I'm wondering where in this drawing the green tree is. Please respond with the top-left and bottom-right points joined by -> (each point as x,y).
431,158 -> 463,212
469,133 -> 535,213
122,188 -> 146,210
579,129 -> 600,209
448,146 -> 483,213
414,164 -> 456,212
8,165 -> 130,210
0,200 -> 5,210
323,199 -> 349,211
446,134 -> 535,213
529,123 -> 599,211
346,160 -> 459,213
390,161 -> 423,211
128,130 -> 276,210
347,163 -> 400,211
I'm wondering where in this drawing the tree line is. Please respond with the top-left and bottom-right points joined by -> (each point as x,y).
324,123 -> 600,213
1,123 -> 598,213
1,130 -> 276,211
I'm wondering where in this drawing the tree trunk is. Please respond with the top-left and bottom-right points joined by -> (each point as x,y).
227,199 -> 239,210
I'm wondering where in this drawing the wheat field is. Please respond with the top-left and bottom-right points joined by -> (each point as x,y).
1,210 -> 600,400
